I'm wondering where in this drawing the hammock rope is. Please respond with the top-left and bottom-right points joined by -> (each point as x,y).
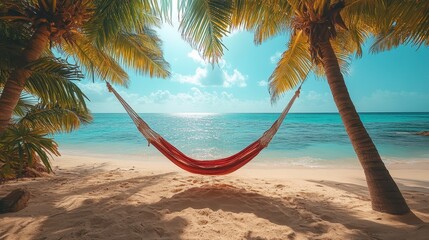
106,82 -> 301,175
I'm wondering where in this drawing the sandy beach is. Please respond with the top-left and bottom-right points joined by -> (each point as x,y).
0,155 -> 428,240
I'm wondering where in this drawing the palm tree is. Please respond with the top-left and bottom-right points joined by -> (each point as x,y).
0,123 -> 60,180
0,101 -> 91,181
178,0 -> 414,214
1,72 -> 92,181
0,99 -> 92,181
0,0 -> 171,133
1,39 -> 92,180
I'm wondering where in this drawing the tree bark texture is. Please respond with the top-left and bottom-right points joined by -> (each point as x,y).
319,41 -> 410,215
0,24 -> 50,133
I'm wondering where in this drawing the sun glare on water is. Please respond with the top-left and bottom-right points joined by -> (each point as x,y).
170,113 -> 220,119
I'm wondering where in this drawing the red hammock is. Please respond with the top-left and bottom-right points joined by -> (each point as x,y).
150,137 -> 264,175
106,82 -> 300,175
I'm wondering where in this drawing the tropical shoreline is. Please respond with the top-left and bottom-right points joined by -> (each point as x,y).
1,154 -> 428,239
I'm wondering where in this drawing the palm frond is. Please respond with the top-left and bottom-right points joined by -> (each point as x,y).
18,104 -> 92,134
61,33 -> 129,86
85,0 -> 161,47
370,28 -> 403,53
0,124 -> 60,173
370,0 -> 429,52
345,23 -> 371,57
107,29 -> 170,78
232,0 -> 293,44
268,31 -> 312,102
179,0 -> 233,63
12,94 -> 36,117
158,0 -> 173,23
343,0 -> 387,24
24,57 -> 89,110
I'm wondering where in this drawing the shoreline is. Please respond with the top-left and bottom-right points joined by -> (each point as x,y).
52,153 -> 429,184
55,150 -> 429,167
1,154 -> 428,239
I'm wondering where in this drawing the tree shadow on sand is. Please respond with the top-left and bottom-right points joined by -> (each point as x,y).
150,183 -> 428,239
1,169 -> 186,240
1,168 -> 428,240
309,179 -> 429,216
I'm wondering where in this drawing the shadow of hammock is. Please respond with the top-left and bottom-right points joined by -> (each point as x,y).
2,168 -> 428,240
151,184 -> 307,227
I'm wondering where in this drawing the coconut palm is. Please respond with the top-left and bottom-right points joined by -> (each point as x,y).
1,21 -> 91,127
178,0 -> 413,214
1,49 -> 92,180
0,0 -> 171,133
1,18 -> 92,180
0,82 -> 92,181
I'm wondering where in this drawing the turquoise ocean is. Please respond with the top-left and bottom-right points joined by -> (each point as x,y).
55,113 -> 429,167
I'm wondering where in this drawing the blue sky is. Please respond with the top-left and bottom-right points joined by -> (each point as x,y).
78,22 -> 429,113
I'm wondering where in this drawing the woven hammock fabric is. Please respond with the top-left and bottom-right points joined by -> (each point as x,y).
106,82 -> 300,175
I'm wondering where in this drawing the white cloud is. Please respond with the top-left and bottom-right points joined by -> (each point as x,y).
144,90 -> 173,104
74,81 -> 429,114
173,67 -> 207,86
258,80 -> 268,87
77,82 -> 104,94
223,69 -> 247,88
76,82 -> 108,102
74,81 -> 346,113
172,50 -> 247,88
187,50 -> 207,66
270,51 -> 282,64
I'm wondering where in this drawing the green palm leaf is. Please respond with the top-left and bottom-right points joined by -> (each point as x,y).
61,33 -> 129,85
232,0 -> 293,44
179,0 -> 233,63
24,57 -> 88,110
107,30 -> 170,78
370,1 -> 429,52
86,0 -> 161,47
0,124 -> 60,173
18,104 -> 92,134
268,31 -> 312,102
12,94 -> 36,117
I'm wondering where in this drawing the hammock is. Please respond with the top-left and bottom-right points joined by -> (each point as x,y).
106,82 -> 301,175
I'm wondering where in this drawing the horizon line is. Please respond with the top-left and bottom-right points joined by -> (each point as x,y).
90,111 -> 429,114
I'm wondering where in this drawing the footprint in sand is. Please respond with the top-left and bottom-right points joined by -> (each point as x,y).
197,209 -> 211,216
198,219 -> 209,225
119,183 -> 130,188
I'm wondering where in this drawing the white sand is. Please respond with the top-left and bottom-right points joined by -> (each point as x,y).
1,154 -> 428,240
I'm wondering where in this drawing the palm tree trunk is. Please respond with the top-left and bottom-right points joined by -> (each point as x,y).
319,41 -> 410,215
0,25 -> 50,133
